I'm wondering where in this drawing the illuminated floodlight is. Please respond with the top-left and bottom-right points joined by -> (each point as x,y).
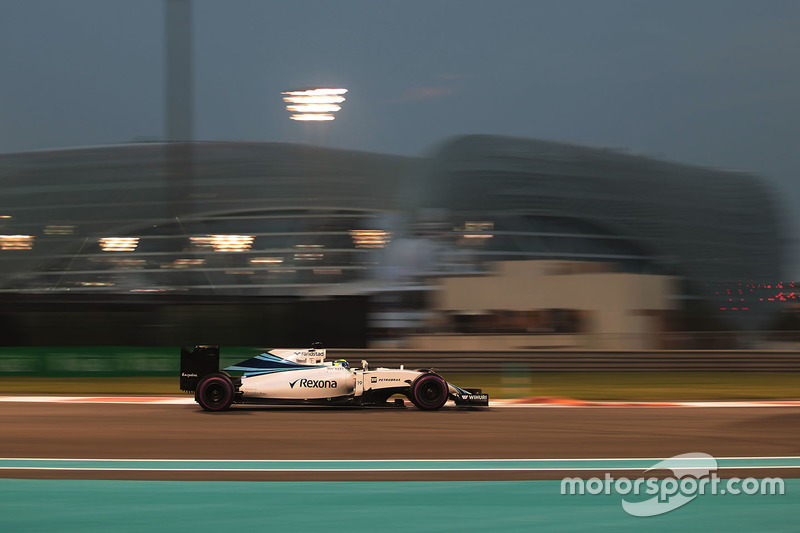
0,234 -> 34,250
191,234 -> 254,252
284,95 -> 345,105
290,114 -> 335,121
99,237 -> 139,252
284,88 -> 347,96
350,229 -> 392,248
286,104 -> 341,113
283,87 -> 347,121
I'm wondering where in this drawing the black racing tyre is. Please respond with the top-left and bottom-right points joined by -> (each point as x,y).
196,373 -> 234,411
408,373 -> 448,411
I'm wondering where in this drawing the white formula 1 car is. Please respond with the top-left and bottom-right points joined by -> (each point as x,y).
180,344 -> 489,411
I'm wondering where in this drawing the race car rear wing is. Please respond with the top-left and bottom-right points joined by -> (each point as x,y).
180,345 -> 220,392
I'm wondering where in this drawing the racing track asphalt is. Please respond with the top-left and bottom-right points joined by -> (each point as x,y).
1,402 -> 799,481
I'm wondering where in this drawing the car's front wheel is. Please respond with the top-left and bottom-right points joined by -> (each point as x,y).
196,373 -> 234,411
408,373 -> 449,410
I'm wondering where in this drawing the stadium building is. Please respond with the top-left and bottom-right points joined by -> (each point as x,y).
0,135 -> 787,346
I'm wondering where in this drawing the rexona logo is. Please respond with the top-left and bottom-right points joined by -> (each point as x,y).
289,378 -> 338,389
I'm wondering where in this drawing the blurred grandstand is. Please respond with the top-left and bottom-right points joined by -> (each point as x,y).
0,135 -> 789,347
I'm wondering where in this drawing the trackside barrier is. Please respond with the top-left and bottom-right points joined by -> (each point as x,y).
0,348 -> 799,376
0,347 -> 259,377
328,350 -> 800,373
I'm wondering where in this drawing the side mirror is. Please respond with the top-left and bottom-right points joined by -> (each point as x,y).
361,359 -> 369,371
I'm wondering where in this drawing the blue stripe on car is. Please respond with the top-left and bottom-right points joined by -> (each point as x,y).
224,352 -> 323,377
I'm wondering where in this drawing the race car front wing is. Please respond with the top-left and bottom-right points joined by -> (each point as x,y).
453,388 -> 490,406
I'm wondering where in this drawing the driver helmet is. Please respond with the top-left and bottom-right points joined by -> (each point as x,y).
332,359 -> 349,369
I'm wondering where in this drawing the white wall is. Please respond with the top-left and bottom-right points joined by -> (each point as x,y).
417,260 -> 677,350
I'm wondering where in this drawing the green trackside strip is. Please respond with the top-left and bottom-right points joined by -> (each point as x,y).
0,346 -> 259,377
0,479 -> 797,533
2,457 -> 800,471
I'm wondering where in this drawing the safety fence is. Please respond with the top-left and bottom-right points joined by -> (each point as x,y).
330,350 -> 800,373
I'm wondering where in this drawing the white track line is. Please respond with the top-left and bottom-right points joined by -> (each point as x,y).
2,456 -> 799,473
3,456 -> 799,461
3,466 -> 799,472
1,396 -> 799,408
0,396 -> 193,404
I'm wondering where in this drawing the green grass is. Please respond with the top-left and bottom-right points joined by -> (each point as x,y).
1,373 -> 799,400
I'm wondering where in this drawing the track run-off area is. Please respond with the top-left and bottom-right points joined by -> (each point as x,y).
1,397 -> 798,531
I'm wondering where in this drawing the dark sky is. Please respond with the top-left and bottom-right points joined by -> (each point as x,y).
1,1 -> 799,266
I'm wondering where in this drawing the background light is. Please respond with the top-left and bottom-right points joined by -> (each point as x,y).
191,234 -> 254,252
0,235 -> 34,250
290,114 -> 335,121
283,87 -> 347,121
350,229 -> 392,248
99,237 -> 138,252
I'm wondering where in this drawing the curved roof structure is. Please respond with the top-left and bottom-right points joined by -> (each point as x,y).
0,136 -> 786,325
420,135 -> 785,287
0,142 -> 416,294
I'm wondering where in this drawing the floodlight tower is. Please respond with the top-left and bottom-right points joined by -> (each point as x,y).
164,0 -> 194,217
166,0 -> 193,142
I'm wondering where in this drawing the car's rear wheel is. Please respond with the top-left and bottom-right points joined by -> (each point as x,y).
409,373 -> 448,410
196,373 -> 234,411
